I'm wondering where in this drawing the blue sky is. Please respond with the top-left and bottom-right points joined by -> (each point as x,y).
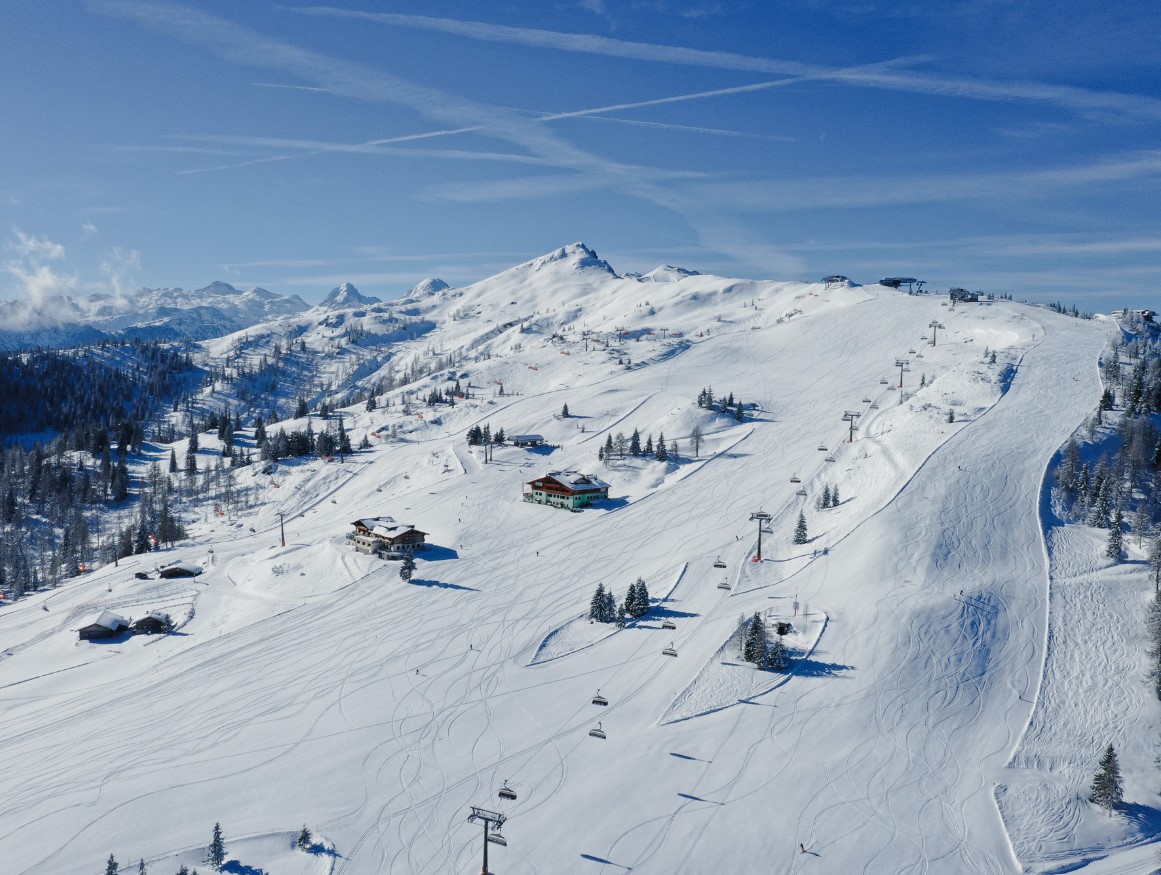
1,0 -> 1159,310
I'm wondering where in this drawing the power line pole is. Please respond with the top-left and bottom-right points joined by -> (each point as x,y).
750,510 -> 772,561
467,806 -> 507,874
842,410 -> 861,442
895,358 -> 910,388
928,320 -> 944,346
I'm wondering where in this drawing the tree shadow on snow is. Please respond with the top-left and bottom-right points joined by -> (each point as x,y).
791,658 -> 854,679
221,862 -> 266,875
407,578 -> 478,592
1117,801 -> 1161,835
580,853 -> 631,869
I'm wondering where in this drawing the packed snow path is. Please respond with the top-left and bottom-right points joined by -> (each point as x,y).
0,289 -> 1109,874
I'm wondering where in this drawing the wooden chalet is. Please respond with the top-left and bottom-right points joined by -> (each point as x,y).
132,612 -> 174,635
78,610 -> 130,641
523,471 -> 610,509
351,517 -> 428,551
157,562 -> 202,579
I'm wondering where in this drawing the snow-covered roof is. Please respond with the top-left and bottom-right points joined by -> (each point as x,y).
88,610 -> 129,631
355,516 -> 396,529
510,434 -> 544,442
537,471 -> 610,491
160,562 -> 203,575
370,523 -> 424,539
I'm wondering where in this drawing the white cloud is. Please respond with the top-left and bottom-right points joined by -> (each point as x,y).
99,247 -> 142,302
2,229 -> 79,315
295,7 -> 1161,122
82,222 -> 99,237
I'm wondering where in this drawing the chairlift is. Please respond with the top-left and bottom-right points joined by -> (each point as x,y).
717,579 -> 731,590
880,378 -> 888,385
908,348 -> 916,354
817,444 -> 828,452
662,643 -> 679,656
789,474 -> 801,484
661,619 -> 677,630
487,831 -> 508,847
862,396 -> 871,403
825,454 -> 836,463
498,782 -> 517,801
796,487 -> 807,497
591,690 -> 609,707
915,352 -> 923,358
713,557 -> 727,568
870,402 -> 879,409
589,722 -> 607,739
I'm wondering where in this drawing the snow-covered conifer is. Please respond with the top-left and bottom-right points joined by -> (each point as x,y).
206,822 -> 225,869
296,825 -> 313,850
793,511 -> 808,545
399,554 -> 416,582
1090,744 -> 1123,810
742,613 -> 768,666
1106,509 -> 1125,560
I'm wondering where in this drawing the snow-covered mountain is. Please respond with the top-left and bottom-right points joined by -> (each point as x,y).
2,242 -> 1151,875
316,282 -> 381,311
0,280 -> 309,350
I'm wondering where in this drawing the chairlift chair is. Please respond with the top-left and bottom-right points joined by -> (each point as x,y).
498,782 -> 517,801
796,487 -> 807,496
862,396 -> 871,403
589,722 -> 607,739
789,474 -> 801,483
661,619 -> 677,630
662,643 -> 679,656
908,348 -> 916,354
825,454 -> 836,463
817,444 -> 827,452
717,579 -> 731,590
870,402 -> 879,409
488,831 -> 509,846
713,557 -> 727,568
591,690 -> 609,707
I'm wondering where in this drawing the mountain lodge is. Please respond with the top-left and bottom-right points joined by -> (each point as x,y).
523,471 -> 610,509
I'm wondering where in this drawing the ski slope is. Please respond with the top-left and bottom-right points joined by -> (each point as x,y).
0,254 -> 1118,874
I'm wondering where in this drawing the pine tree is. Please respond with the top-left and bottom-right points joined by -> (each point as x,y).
561,403 -> 570,418
169,448 -> 178,474
294,397 -> 308,419
590,583 -> 609,622
399,553 -> 416,582
735,401 -> 745,422
1149,534 -> 1161,593
690,424 -> 703,458
768,630 -> 788,670
188,425 -> 199,453
1089,743 -> 1123,810
831,484 -> 840,505
177,867 -> 189,875
793,511 -> 808,545
296,825 -> 313,850
1106,509 -> 1125,560
819,484 -> 831,509
604,434 -> 613,461
655,432 -> 668,462
206,822 -> 225,870
644,435 -> 654,457
742,613 -> 768,666
947,409 -> 955,423
629,429 -> 641,456
105,853 -> 119,875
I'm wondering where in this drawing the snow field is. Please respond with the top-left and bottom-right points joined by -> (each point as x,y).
0,265 -> 1114,873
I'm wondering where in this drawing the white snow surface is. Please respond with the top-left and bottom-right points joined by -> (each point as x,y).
0,252 -> 1126,874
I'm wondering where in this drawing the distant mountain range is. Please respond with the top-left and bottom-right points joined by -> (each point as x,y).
0,281 -> 309,351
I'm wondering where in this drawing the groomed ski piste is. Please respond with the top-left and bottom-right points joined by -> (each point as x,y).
0,245 -> 1134,873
